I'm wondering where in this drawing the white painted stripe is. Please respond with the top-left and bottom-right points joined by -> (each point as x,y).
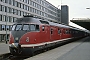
21,38 -> 72,47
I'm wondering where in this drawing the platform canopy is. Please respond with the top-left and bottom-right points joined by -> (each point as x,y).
70,18 -> 90,31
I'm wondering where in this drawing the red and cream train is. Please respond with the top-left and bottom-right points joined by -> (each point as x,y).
9,15 -> 88,56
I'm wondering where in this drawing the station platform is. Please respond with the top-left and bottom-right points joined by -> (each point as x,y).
0,42 -> 9,55
56,36 -> 90,60
25,37 -> 90,60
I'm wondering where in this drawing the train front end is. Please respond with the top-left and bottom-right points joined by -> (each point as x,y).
9,24 -> 34,56
9,16 -> 41,56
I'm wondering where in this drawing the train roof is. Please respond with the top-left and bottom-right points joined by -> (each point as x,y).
15,15 -> 86,31
15,16 -> 42,24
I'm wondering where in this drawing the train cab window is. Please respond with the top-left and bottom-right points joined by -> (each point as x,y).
30,24 -> 35,31
36,25 -> 39,31
23,24 -> 29,30
16,24 -> 22,30
12,24 -> 16,30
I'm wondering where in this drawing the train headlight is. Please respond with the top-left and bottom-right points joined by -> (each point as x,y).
26,37 -> 29,42
15,37 -> 18,40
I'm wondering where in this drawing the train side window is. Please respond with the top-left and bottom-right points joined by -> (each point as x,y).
36,25 -> 39,31
66,30 -> 69,34
58,28 -> 61,34
51,28 -> 53,34
23,24 -> 29,30
42,26 -> 45,31
65,30 -> 68,34
30,24 -> 35,31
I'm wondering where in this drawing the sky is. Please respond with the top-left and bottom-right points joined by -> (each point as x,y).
46,0 -> 90,30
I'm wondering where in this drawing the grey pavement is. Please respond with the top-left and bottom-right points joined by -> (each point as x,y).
0,42 -> 10,54
56,36 -> 90,60
25,37 -> 89,60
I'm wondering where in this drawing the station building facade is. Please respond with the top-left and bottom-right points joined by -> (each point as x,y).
0,0 -> 61,41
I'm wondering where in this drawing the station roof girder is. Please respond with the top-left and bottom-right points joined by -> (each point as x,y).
70,18 -> 90,31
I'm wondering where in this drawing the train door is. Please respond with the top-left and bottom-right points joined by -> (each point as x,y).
50,26 -> 62,41
50,27 -> 62,41
40,25 -> 50,42
44,25 -> 50,42
60,28 -> 65,39
50,27 -> 53,41
58,28 -> 61,40
50,26 -> 57,41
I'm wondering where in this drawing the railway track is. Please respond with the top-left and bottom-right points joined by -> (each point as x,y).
0,53 -> 30,60
0,48 -> 51,60
0,50 -> 51,60
0,53 -> 10,60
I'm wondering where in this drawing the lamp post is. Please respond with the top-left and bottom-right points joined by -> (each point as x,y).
5,11 -> 15,44
5,12 -> 8,44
